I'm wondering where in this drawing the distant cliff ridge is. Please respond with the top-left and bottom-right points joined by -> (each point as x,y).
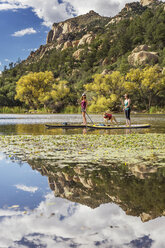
25,0 -> 163,64
140,0 -> 159,6
46,10 -> 108,44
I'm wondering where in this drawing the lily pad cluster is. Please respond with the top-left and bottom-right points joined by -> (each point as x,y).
0,133 -> 164,169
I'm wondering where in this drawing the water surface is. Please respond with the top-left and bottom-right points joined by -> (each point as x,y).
0,114 -> 164,247
0,113 -> 164,135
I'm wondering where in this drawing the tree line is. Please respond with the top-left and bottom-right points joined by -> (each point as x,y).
14,66 -> 165,113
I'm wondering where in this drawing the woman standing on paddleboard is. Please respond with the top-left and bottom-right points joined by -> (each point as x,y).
81,93 -> 88,125
123,94 -> 131,126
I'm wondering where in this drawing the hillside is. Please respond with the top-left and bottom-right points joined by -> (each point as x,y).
0,0 -> 165,112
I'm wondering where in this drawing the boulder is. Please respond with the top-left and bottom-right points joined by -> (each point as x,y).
128,45 -> 158,66
56,44 -> 62,50
72,40 -> 80,47
101,69 -> 111,75
73,49 -> 84,60
62,41 -> 73,51
78,33 -> 95,46
140,0 -> 158,6
140,212 -> 152,222
132,44 -> 149,53
107,17 -> 122,25
102,57 -> 109,66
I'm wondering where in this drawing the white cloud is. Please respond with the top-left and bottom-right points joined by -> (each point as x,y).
22,48 -> 37,52
0,2 -> 26,11
0,193 -> 165,247
15,184 -> 38,193
0,61 -> 2,66
0,0 -> 165,28
4,58 -> 10,62
0,0 -> 139,28
12,27 -> 37,37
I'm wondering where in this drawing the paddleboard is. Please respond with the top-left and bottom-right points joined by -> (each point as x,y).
45,124 -> 87,129
87,124 -> 150,129
45,124 -> 150,129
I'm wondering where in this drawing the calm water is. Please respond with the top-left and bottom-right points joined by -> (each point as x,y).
0,113 -> 164,135
0,114 -> 165,248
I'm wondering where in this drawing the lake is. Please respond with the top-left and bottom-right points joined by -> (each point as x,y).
0,113 -> 165,248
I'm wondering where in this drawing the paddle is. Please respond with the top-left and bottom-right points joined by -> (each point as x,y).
86,112 -> 94,125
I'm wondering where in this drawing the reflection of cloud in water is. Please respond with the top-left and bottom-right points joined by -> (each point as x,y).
0,193 -> 164,247
14,184 -> 38,193
0,154 -> 5,161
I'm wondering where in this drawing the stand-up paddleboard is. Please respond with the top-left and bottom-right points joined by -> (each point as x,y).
45,123 -> 150,129
45,124 -> 87,129
87,123 -> 150,129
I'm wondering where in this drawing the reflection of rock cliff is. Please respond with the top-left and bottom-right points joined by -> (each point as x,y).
29,159 -> 165,222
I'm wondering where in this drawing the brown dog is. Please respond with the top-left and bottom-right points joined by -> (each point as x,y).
103,112 -> 118,125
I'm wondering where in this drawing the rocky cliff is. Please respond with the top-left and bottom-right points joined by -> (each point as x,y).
140,0 -> 159,6
46,10 -> 106,44
24,0 -> 164,65
25,10 -> 110,64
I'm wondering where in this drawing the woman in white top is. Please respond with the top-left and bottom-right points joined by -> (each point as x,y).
123,94 -> 131,126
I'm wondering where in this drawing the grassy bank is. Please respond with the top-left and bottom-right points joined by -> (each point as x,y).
149,106 -> 165,114
0,106 -> 165,114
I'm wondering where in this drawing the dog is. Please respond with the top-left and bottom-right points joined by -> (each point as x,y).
103,112 -> 118,125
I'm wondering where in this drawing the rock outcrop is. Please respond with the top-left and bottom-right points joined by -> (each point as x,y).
62,41 -> 73,51
128,45 -> 159,66
73,48 -> 84,60
46,21 -> 77,44
23,0 -> 163,65
140,0 -> 159,6
78,33 -> 95,46
46,10 -> 107,45
25,10 -> 109,63
107,2 -> 146,25
61,33 -> 95,51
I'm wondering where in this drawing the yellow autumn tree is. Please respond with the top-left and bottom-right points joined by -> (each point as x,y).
15,71 -> 54,109
15,71 -> 70,111
124,65 -> 165,109
84,71 -> 124,112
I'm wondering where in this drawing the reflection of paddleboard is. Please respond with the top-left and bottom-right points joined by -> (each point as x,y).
45,124 -> 150,129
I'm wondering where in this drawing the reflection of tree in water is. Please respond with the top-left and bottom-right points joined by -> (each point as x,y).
29,159 -> 165,222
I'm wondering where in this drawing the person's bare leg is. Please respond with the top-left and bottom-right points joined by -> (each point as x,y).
82,112 -> 87,125
105,118 -> 108,126
128,119 -> 131,126
113,117 -> 118,124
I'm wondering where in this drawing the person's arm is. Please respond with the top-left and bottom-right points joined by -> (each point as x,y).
127,99 -> 131,108
123,99 -> 126,110
85,100 -> 88,111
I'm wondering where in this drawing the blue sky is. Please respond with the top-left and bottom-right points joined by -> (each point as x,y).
0,0 -> 164,73
0,8 -> 49,71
